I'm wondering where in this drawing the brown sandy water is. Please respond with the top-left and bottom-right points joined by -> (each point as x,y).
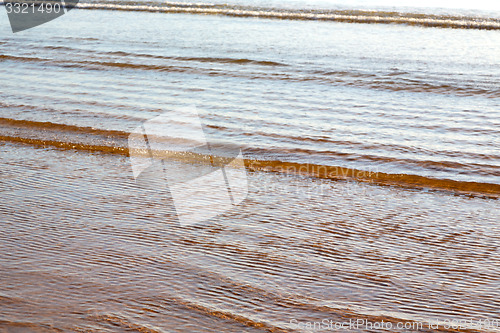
0,143 -> 500,332
1,141 -> 499,332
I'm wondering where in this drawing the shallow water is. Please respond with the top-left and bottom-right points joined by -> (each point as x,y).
1,142 -> 499,332
0,3 -> 499,332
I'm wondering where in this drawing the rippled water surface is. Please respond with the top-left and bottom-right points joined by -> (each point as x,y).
0,2 -> 499,332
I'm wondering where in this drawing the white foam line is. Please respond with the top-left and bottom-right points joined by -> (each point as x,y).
72,2 -> 500,29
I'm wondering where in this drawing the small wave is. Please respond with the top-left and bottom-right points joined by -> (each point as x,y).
1,135 -> 497,199
3,53 -> 498,98
2,43 -> 287,67
0,117 -> 130,139
1,117 -> 498,198
0,54 -> 282,74
101,51 -> 286,66
0,134 -> 128,155
0,117 -> 129,155
65,1 -> 500,30
7,1 -> 497,30
178,56 -> 285,66
245,159 -> 500,199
